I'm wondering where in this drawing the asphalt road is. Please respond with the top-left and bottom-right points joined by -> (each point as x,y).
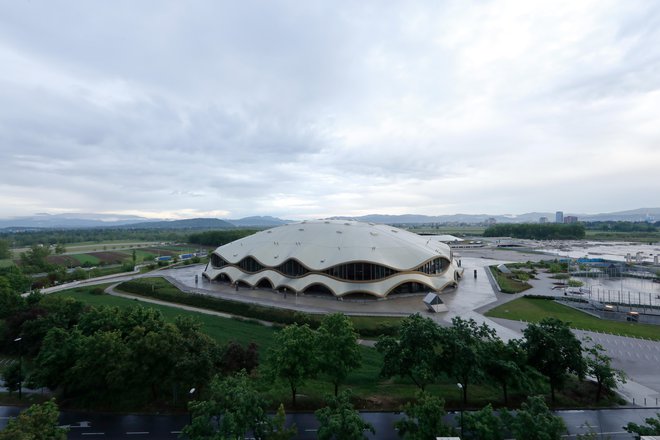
2,406 -> 658,439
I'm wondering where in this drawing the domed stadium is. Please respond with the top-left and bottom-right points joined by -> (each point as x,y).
203,220 -> 463,299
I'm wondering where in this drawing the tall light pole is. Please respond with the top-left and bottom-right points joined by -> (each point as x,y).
189,387 -> 196,425
14,337 -> 22,400
457,383 -> 463,438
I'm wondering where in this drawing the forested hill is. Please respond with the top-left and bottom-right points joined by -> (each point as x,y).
122,218 -> 234,229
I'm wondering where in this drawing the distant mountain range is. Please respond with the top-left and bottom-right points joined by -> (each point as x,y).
0,214 -> 292,230
328,207 -> 660,224
0,208 -> 657,231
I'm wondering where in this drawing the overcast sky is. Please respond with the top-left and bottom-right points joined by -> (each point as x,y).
1,0 -> 659,220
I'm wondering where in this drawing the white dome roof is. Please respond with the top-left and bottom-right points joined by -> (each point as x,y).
214,220 -> 452,270
204,220 -> 462,298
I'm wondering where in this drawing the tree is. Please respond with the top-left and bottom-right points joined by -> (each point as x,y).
266,323 -> 318,407
54,243 -> 66,255
68,330 -> 131,405
124,321 -> 182,402
0,238 -> 10,259
0,276 -> 26,319
583,342 -> 626,401
0,399 -> 67,440
315,391 -> 374,440
220,341 -> 259,375
395,391 -> 455,439
2,361 -> 24,395
184,371 -> 270,440
438,317 -> 496,403
267,404 -> 297,440
0,265 -> 31,293
508,396 -> 566,440
575,423 -> 600,440
172,316 -> 222,401
625,413 -> 660,438
31,327 -> 83,395
376,313 -> 442,390
317,313 -> 362,396
19,245 -> 52,273
523,318 -> 586,403
462,404 -> 507,440
482,338 -> 542,405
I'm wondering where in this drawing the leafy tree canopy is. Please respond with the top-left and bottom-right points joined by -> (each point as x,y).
0,399 -> 67,440
317,313 -> 362,396
315,391 -> 374,440
376,313 -> 442,390
523,318 -> 586,402
395,391 -> 455,440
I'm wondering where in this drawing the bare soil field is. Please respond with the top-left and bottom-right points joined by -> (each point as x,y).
46,255 -> 81,267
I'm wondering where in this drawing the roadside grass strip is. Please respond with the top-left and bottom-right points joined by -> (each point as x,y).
486,297 -> 660,341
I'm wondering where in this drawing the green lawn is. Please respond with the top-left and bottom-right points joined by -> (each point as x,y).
71,253 -> 101,265
133,250 -> 156,262
0,259 -> 14,268
489,266 -> 532,294
486,297 -> 660,341
53,287 -> 278,351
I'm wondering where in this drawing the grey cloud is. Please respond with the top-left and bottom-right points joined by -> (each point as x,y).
1,1 -> 660,218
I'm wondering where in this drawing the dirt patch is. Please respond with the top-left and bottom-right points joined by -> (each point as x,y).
47,255 -> 80,267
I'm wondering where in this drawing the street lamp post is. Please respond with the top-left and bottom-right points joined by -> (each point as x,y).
14,337 -> 22,400
457,383 -> 463,438
189,387 -> 196,425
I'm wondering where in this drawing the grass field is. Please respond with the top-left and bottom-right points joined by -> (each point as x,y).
71,253 -> 101,265
0,259 -> 14,268
486,297 -> 660,341
133,250 -> 156,262
53,287 -> 278,351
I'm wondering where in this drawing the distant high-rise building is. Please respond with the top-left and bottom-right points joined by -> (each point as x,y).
485,217 -> 497,226
564,215 -> 578,224
555,211 -> 564,223
539,216 -> 548,224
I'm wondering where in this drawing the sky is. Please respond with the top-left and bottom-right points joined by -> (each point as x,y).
1,0 -> 659,220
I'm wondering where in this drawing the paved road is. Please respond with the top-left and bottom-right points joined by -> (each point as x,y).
2,406 -> 657,439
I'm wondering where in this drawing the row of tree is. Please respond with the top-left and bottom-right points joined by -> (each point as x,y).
583,220 -> 659,232
483,223 -> 586,239
0,228 -> 190,248
5,393 -> 660,440
376,314 -> 624,404
188,229 -> 258,247
0,284 -> 259,408
183,372 -> 654,440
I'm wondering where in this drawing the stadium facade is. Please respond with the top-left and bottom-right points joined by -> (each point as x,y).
203,220 -> 463,298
